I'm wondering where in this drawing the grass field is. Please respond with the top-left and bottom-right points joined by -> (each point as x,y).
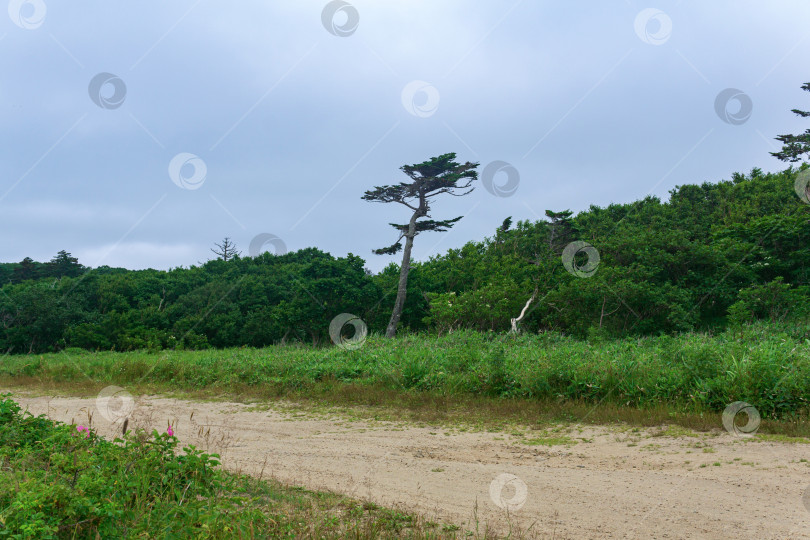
2,321 -> 809,436
3,322 -> 810,537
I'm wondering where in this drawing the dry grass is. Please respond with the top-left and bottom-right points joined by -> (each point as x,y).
5,377 -> 810,439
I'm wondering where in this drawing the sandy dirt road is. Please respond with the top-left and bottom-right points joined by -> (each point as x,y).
5,388 -> 810,539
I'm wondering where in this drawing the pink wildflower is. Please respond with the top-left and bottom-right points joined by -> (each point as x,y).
167,425 -> 174,437
76,425 -> 90,438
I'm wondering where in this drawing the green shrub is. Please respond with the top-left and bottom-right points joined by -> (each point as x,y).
728,278 -> 810,325
0,394 -> 265,538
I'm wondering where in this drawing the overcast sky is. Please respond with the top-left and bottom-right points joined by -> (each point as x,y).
1,1 -> 809,273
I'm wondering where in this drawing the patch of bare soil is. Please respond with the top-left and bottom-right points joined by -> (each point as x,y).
7,389 -> 810,539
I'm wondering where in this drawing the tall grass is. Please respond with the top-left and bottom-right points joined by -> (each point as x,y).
2,321 -> 808,420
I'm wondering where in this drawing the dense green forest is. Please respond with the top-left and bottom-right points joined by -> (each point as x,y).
1,165 -> 809,354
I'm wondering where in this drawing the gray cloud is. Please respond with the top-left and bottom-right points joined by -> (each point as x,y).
1,1 -> 809,272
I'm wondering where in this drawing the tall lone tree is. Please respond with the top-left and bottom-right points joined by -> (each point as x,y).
363,153 -> 479,338
211,237 -> 240,261
772,81 -> 810,162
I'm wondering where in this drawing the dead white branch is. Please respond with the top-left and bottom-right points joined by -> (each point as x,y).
510,288 -> 538,333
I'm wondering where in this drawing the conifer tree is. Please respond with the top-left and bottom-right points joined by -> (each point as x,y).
545,209 -> 575,254
363,153 -> 479,337
772,82 -> 810,162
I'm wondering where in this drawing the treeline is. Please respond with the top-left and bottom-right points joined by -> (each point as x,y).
1,165 -> 809,353
0,249 -> 379,353
409,166 -> 810,337
0,251 -> 85,283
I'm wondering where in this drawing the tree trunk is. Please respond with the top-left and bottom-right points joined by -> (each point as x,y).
309,329 -> 319,347
385,213 -> 419,338
599,296 -> 606,329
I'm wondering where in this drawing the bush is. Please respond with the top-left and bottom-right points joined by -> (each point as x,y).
0,394 -> 265,538
728,277 -> 810,325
